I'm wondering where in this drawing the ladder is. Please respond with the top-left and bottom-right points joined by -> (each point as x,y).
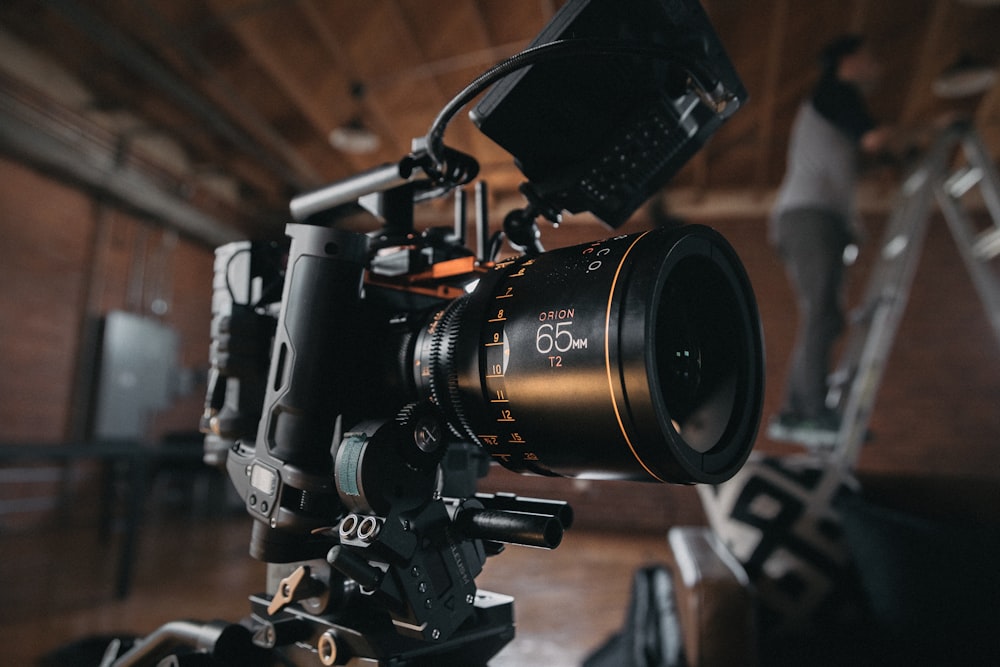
775,121 -> 1000,465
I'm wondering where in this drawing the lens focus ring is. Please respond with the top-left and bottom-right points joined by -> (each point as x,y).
425,296 -> 479,444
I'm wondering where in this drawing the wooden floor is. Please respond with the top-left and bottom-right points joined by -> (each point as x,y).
0,495 -> 671,667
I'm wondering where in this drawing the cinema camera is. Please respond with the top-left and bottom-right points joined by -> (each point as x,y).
103,0 -> 763,665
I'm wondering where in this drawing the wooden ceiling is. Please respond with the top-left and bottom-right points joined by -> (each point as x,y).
1,0 -> 999,245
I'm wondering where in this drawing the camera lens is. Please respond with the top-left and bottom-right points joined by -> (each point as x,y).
656,255 -> 741,456
412,224 -> 763,485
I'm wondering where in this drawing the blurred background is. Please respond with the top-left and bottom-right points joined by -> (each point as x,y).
1,1 -> 998,665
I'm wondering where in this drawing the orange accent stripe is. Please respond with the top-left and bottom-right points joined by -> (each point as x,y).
604,231 -> 665,482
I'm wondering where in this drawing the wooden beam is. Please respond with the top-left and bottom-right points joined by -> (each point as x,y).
975,81 -> 1000,161
25,0 -> 314,203
753,0 -> 789,192
297,0 -> 406,157
0,83 -> 242,245
899,0 -> 951,127
849,0 -> 870,32
124,0 -> 324,188
205,0 -> 372,176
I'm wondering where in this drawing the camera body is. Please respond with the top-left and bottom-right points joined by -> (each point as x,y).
199,186 -> 762,663
118,0 -> 763,663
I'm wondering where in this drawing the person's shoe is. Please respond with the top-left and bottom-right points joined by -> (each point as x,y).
766,410 -> 841,448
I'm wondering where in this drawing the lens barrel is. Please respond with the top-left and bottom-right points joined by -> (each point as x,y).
413,225 -> 763,484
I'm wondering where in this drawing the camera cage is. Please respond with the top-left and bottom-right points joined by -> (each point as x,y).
107,1 -> 759,665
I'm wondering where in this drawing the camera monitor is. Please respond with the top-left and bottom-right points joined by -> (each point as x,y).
471,0 -> 746,228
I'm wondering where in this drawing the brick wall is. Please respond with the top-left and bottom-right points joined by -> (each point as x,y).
0,157 -> 213,442
2,157 -> 997,531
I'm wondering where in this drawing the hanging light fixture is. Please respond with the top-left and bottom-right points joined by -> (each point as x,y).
932,55 -> 997,98
329,116 -> 380,154
329,81 -> 380,155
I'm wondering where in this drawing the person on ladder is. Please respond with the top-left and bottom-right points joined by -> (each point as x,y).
768,34 -> 894,446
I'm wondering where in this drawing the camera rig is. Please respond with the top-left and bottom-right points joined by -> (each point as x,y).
101,1 -> 763,665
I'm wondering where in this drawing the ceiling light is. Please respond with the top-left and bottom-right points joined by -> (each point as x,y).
932,55 -> 997,98
329,117 -> 380,154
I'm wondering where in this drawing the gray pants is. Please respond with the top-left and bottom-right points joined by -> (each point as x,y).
774,208 -> 851,419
